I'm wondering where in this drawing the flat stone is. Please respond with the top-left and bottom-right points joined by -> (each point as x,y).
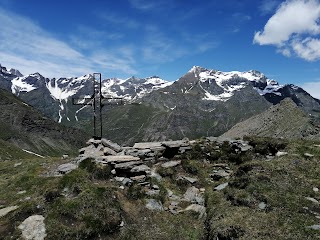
210,170 -> 231,180
103,147 -> 117,156
305,197 -> 319,204
0,206 -> 19,217
103,155 -> 141,163
161,160 -> 181,168
181,176 -> 198,184
145,199 -> 164,211
86,138 -> 101,145
17,190 -> 27,195
101,139 -> 122,152
304,153 -> 315,158
276,151 -> 288,157
214,182 -> 229,191
14,162 -> 22,167
133,142 -> 162,149
57,163 -> 77,174
307,225 -> 320,230
184,204 -> 206,218
212,163 -> 229,168
130,175 -> 146,182
18,215 -> 47,240
130,164 -> 151,173
114,161 -> 143,170
79,144 -> 104,158
162,140 -> 189,148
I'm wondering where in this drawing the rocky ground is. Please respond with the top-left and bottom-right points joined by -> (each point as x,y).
0,136 -> 320,239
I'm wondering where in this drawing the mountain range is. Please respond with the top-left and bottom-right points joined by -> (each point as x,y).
1,63 -> 320,145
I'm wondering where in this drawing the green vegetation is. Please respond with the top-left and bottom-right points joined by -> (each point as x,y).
1,137 -> 320,239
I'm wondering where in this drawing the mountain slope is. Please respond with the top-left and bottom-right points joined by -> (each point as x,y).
1,63 -> 320,144
0,88 -> 88,156
221,98 -> 320,139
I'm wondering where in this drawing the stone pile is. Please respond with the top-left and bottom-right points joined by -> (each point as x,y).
76,138 -> 192,185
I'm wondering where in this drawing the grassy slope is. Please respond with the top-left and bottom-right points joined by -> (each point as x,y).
0,89 -> 89,156
1,137 -> 320,239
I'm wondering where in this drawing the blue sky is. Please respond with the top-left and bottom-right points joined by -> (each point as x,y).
0,0 -> 320,98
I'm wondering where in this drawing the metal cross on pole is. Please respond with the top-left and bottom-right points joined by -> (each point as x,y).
72,73 -> 123,139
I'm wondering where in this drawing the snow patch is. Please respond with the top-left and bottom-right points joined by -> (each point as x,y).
11,77 -> 37,95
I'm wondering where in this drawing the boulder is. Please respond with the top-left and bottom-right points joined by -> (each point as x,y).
214,182 -> 229,191
146,199 -> 164,211
210,170 -> 231,180
101,139 -> 122,152
103,147 -> 117,156
130,165 -> 151,173
114,161 -> 143,170
18,215 -> 47,240
57,163 -> 77,174
184,186 -> 204,205
0,206 -> 19,217
184,204 -> 206,218
161,160 -> 181,168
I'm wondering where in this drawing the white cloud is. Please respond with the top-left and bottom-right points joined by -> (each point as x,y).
0,8 -> 137,78
259,0 -> 281,15
254,0 -> 320,61
300,81 -> 320,99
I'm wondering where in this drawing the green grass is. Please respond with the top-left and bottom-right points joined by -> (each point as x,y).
1,137 -> 320,239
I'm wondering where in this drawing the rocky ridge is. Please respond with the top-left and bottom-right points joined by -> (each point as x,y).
222,98 -> 320,140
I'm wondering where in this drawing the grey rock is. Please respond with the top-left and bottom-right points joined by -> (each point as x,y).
14,162 -> 22,167
305,197 -> 319,204
210,170 -> 231,180
61,154 -> 69,160
79,144 -> 104,158
18,215 -> 47,240
152,185 -> 160,190
307,225 -> 320,230
0,206 -> 19,217
133,142 -> 162,149
184,204 -> 206,218
101,139 -> 122,152
103,147 -> 117,156
122,178 -> 133,186
146,199 -> 164,211
114,161 -> 143,170
57,163 -> 77,174
115,177 -> 125,182
162,140 -> 189,148
304,153 -> 314,158
130,164 -> 151,173
161,160 -> 181,168
130,175 -> 146,182
184,186 -> 204,205
177,176 -> 198,184
150,169 -> 162,181
258,202 -> 267,210
214,182 -> 229,191
276,151 -> 288,157
103,155 -> 141,164
146,190 -> 160,196
313,187 -> 319,192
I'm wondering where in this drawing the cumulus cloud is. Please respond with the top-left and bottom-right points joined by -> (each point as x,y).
254,0 -> 320,61
300,81 -> 320,99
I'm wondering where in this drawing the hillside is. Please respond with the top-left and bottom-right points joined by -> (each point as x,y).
222,98 -> 320,140
0,88 -> 88,156
1,136 -> 320,239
